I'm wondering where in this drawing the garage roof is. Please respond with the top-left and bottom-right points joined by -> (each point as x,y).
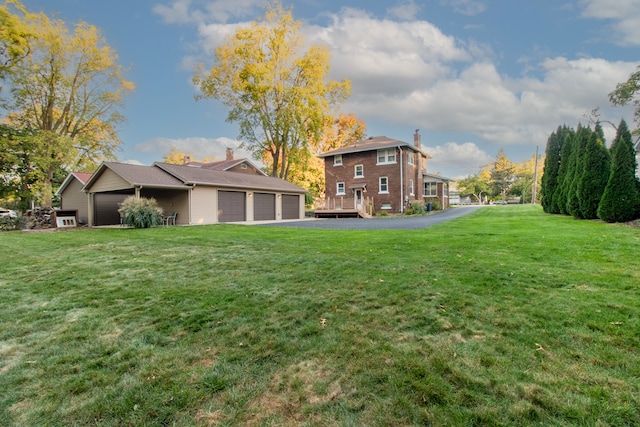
83,162 -> 188,190
83,161 -> 306,194
155,162 -> 306,193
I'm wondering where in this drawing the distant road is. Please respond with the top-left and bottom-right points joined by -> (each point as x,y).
260,205 -> 485,230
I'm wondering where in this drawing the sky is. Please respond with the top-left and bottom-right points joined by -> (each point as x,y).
17,0 -> 640,179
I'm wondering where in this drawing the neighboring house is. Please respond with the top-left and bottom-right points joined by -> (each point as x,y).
59,157 -> 306,226
184,148 -> 265,176
317,130 -> 450,216
423,172 -> 452,210
56,172 -> 93,224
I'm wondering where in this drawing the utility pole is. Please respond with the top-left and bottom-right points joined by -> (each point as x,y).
531,146 -> 539,204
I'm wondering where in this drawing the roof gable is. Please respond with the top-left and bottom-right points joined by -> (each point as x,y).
201,158 -> 266,175
56,171 -> 94,196
83,162 -> 188,191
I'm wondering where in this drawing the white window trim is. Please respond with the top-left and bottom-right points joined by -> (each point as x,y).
379,176 -> 389,194
381,203 -> 392,210
423,182 -> 438,197
354,164 -> 364,178
337,182 -> 346,195
408,152 -> 415,165
409,179 -> 414,196
377,149 -> 396,165
334,154 -> 343,166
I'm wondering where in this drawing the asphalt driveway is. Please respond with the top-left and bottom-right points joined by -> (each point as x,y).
260,205 -> 485,230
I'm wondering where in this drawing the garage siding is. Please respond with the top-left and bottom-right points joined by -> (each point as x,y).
254,193 -> 276,221
282,194 -> 300,220
218,190 -> 246,222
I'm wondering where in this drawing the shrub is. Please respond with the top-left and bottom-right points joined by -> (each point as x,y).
431,199 -> 442,210
118,196 -> 163,228
0,216 -> 20,231
405,201 -> 426,215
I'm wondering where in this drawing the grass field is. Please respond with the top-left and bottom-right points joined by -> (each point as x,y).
1,205 -> 639,426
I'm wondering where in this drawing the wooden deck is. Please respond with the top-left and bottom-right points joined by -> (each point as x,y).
314,197 -> 373,219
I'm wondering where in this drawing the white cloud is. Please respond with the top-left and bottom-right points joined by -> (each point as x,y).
153,0 -> 265,25
387,0 -> 422,21
439,0 -> 487,16
580,0 -> 640,46
153,0 -> 196,24
425,141 -> 492,178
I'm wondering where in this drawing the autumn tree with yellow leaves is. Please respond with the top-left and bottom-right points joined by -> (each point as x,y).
0,1 -> 133,207
0,0 -> 32,81
193,2 -> 351,181
162,147 -> 217,165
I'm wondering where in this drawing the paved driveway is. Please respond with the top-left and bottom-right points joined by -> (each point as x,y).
260,205 -> 485,230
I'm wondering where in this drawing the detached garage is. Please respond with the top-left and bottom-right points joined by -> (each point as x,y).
78,161 -> 306,226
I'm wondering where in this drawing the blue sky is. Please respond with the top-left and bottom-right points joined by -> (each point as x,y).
19,0 -> 639,178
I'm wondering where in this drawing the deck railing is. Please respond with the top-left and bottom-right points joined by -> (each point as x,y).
315,196 -> 374,217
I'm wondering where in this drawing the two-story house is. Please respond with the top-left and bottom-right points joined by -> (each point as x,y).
317,130 -> 450,216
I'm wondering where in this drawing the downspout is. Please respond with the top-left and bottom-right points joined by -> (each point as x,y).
399,147 -> 404,213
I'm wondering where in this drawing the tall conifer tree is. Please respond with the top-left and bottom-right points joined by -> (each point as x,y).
597,120 -> 640,222
577,131 -> 610,219
541,127 -> 562,213
567,125 -> 590,218
551,127 -> 575,214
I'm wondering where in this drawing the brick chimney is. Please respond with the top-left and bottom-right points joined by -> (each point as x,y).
226,148 -> 234,161
414,129 -> 421,149
183,155 -> 191,164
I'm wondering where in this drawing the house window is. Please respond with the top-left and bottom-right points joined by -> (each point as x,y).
334,155 -> 343,166
379,176 -> 389,194
424,182 -> 438,197
407,153 -> 415,165
409,179 -> 414,196
337,182 -> 345,195
354,164 -> 364,178
377,149 -> 396,164
381,203 -> 392,210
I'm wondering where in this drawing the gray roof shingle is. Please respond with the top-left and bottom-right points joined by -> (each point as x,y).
154,162 -> 306,193
99,162 -> 188,188
318,136 -> 430,158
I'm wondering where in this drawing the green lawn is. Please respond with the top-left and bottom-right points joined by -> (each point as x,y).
1,205 -> 639,426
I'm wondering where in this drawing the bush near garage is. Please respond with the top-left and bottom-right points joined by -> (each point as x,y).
118,196 -> 163,228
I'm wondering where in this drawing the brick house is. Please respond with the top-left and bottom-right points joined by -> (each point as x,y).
317,130 -> 451,216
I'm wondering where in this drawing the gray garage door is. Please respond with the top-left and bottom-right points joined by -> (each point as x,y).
94,193 -> 129,226
254,193 -> 276,221
282,194 -> 300,220
218,190 -> 246,222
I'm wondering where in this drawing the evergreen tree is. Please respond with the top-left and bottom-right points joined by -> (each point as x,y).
551,127 -> 575,214
577,132 -> 610,219
567,126 -> 590,219
541,128 -> 562,213
597,120 -> 640,222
